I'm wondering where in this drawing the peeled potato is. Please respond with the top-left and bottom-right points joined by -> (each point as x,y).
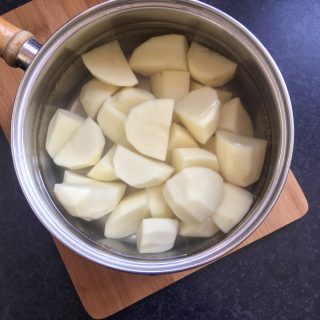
136,218 -> 179,253
211,183 -> 253,233
167,123 -> 198,155
216,130 -> 267,187
129,34 -> 188,76
218,98 -> 254,136
175,87 -> 221,144
104,191 -> 151,239
146,185 -> 173,218
112,87 -> 155,114
190,80 -> 204,91
54,182 -> 126,221
187,42 -> 237,86
202,136 -> 216,154
82,40 -> 138,86
87,145 -> 118,181
97,97 -> 130,147
113,146 -> 174,188
171,148 -> 219,172
150,70 -> 190,101
179,218 -> 220,238
46,109 -> 84,158
163,167 -> 224,224
125,99 -> 174,160
63,171 -> 102,185
79,79 -> 119,118
54,118 -> 105,169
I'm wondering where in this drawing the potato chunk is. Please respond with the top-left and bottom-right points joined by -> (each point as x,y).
125,99 -> 174,160
211,183 -> 253,233
129,34 -> 188,76
54,182 -> 126,221
104,191 -> 151,239
46,109 -> 84,158
54,118 -> 105,169
79,79 -> 118,118
216,130 -> 267,187
146,185 -> 173,218
163,167 -> 224,224
179,218 -> 220,238
150,70 -> 190,101
175,87 -> 221,143
113,146 -> 174,188
112,87 -> 155,114
187,42 -> 237,86
218,98 -> 254,136
136,218 -> 179,253
82,40 -> 138,86
171,148 -> 219,172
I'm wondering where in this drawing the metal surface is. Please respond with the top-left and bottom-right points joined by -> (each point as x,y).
16,38 -> 41,70
11,0 -> 293,274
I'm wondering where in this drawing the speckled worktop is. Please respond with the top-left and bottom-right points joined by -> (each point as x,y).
0,0 -> 319,319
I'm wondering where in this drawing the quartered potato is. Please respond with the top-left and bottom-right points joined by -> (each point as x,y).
112,87 -> 155,114
216,130 -> 267,187
211,183 -> 253,233
63,171 -> 104,185
82,40 -> 138,86
171,148 -> 219,172
46,109 -> 84,158
150,70 -> 190,101
179,218 -> 220,238
87,145 -> 118,181
113,146 -> 174,188
175,87 -> 221,144
202,135 -> 217,154
54,118 -> 105,169
146,185 -> 173,218
218,98 -> 254,136
125,99 -> 174,160
129,34 -> 189,76
104,190 -> 151,239
79,79 -> 119,118
136,218 -> 179,253
163,167 -> 224,224
187,42 -> 237,87
54,182 -> 126,221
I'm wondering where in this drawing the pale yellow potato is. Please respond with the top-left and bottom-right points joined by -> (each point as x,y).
175,87 -> 221,144
79,79 -> 119,118
113,146 -> 174,188
82,40 -> 138,86
54,118 -> 105,169
216,130 -> 267,187
97,97 -> 130,147
125,99 -> 174,160
146,185 -> 173,218
179,218 -> 220,238
54,182 -> 126,221
46,109 -> 84,158
129,34 -> 189,76
187,42 -> 237,86
163,167 -> 224,224
171,148 -> 219,172
87,145 -> 118,181
104,190 -> 151,239
150,70 -> 190,101
202,136 -> 216,154
211,183 -> 253,233
136,218 -> 179,253
218,98 -> 254,136
112,87 -> 155,114
64,171 -> 103,185
168,123 -> 198,151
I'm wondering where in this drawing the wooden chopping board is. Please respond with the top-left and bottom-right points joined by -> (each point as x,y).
0,1 -> 308,319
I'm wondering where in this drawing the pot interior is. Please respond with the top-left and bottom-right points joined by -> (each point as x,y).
20,2 -> 280,264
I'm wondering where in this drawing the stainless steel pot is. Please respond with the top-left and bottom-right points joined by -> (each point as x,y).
0,0 -> 293,274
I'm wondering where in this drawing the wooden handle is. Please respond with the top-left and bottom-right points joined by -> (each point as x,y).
0,17 -> 34,66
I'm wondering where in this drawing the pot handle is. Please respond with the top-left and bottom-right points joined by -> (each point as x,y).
0,17 -> 41,69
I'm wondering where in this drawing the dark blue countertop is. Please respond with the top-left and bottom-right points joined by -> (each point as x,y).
0,1 -> 319,319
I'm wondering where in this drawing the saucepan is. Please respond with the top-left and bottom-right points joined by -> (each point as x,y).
0,0 -> 293,273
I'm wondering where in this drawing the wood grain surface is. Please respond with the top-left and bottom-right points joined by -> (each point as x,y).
0,1 -> 308,319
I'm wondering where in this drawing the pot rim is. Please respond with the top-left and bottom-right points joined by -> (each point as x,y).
11,0 -> 293,274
